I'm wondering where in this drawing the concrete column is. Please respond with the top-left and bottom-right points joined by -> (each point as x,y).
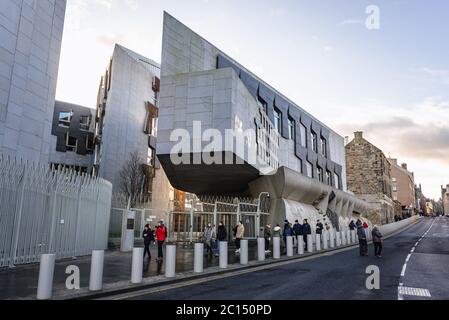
219,241 -> 228,268
273,237 -> 280,259
89,250 -> 104,291
194,243 -> 204,273
37,254 -> 56,300
165,244 -> 176,278
336,231 -> 342,246
329,231 -> 335,248
257,237 -> 265,261
316,234 -> 321,251
297,236 -> 304,255
240,239 -> 248,265
286,236 -> 293,257
307,234 -> 313,253
131,248 -> 143,284
322,232 -> 328,250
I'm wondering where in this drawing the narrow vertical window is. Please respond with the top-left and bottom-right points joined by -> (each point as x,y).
300,123 -> 307,147
288,117 -> 295,140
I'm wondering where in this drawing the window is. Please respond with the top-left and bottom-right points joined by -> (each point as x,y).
147,147 -> 155,167
326,170 -> 332,185
300,123 -> 307,147
274,108 -> 282,134
317,167 -> 323,182
86,136 -> 94,152
257,96 -> 268,114
392,177 -> 397,182
311,131 -> 318,152
287,117 -> 295,140
320,137 -> 327,157
79,115 -> 91,131
59,111 -> 72,127
334,173 -> 340,189
66,134 -> 77,152
306,162 -> 313,178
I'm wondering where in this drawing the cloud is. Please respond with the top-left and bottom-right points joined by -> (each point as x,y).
411,67 -> 449,85
340,19 -> 363,25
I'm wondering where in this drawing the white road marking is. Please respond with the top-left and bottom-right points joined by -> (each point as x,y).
398,286 -> 431,298
400,264 -> 407,277
405,254 -> 411,263
411,247 -> 415,253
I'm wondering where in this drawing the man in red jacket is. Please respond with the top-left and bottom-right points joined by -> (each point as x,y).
155,220 -> 167,261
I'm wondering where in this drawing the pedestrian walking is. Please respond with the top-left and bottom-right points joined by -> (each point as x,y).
372,225 -> 383,258
264,224 -> 272,253
204,223 -> 215,256
349,220 -> 356,231
316,219 -> 324,235
356,220 -> 368,256
302,219 -> 311,249
142,224 -> 154,260
155,220 -> 167,261
216,221 -> 227,257
235,221 -> 245,253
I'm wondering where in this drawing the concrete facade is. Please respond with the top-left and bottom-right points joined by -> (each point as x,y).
49,100 -> 95,173
388,158 -> 416,214
158,12 -> 346,197
0,0 -> 66,163
345,131 -> 395,224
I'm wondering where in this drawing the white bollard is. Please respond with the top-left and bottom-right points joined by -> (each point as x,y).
336,231 -> 342,246
323,232 -> 328,250
240,239 -> 248,265
307,234 -> 313,253
273,237 -> 280,259
341,231 -> 347,245
316,234 -> 321,251
367,227 -> 372,241
297,236 -> 304,255
194,243 -> 204,273
351,230 -> 356,243
37,254 -> 56,300
347,230 -> 352,244
329,231 -> 335,248
89,250 -> 104,291
165,244 -> 176,278
286,236 -> 293,257
219,241 -> 228,268
257,237 -> 265,261
131,248 -> 144,284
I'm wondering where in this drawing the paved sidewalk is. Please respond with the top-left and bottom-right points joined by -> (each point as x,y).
0,243 -> 261,300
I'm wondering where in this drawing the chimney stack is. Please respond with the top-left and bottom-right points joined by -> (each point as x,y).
354,131 -> 363,139
401,163 -> 408,170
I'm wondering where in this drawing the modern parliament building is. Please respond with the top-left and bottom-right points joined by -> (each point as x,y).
157,13 -> 377,229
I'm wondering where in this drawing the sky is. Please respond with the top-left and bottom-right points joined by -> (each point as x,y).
55,0 -> 449,200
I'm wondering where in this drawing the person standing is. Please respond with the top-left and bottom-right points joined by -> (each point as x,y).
293,220 -> 303,247
216,222 -> 227,257
349,220 -> 356,231
142,224 -> 154,260
235,221 -> 245,253
264,224 -> 272,253
356,220 -> 368,256
372,226 -> 383,258
155,220 -> 167,261
316,219 -> 324,235
204,223 -> 215,256
302,219 -> 311,249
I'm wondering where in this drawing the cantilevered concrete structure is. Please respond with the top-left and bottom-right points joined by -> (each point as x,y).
158,13 -> 377,229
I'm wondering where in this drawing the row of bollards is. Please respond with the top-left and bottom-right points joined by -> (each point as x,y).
37,228 -> 363,299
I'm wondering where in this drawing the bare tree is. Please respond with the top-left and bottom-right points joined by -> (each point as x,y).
118,150 -> 146,208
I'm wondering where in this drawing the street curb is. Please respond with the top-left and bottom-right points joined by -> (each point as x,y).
60,218 -> 422,300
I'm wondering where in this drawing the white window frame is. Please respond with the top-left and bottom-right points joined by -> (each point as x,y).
59,111 -> 72,127
66,134 -> 78,153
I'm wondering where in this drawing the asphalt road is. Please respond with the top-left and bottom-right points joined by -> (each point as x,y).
119,217 -> 448,300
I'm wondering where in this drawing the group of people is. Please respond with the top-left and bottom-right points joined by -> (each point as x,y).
352,219 -> 384,258
142,220 -> 167,261
202,221 -> 246,256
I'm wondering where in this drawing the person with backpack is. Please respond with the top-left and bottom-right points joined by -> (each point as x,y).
216,221 -> 227,257
155,220 -> 167,261
372,225 -> 383,258
142,224 -> 155,260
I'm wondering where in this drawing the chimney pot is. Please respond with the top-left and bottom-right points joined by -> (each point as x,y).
401,163 -> 408,170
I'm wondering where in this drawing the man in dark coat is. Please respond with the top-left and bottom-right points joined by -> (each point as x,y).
356,220 -> 368,256
142,224 -> 154,259
264,224 -> 272,252
302,219 -> 312,249
293,220 -> 302,247
215,221 -> 227,257
316,220 -> 324,235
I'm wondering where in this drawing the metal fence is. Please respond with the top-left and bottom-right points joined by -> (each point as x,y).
0,155 -> 113,268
